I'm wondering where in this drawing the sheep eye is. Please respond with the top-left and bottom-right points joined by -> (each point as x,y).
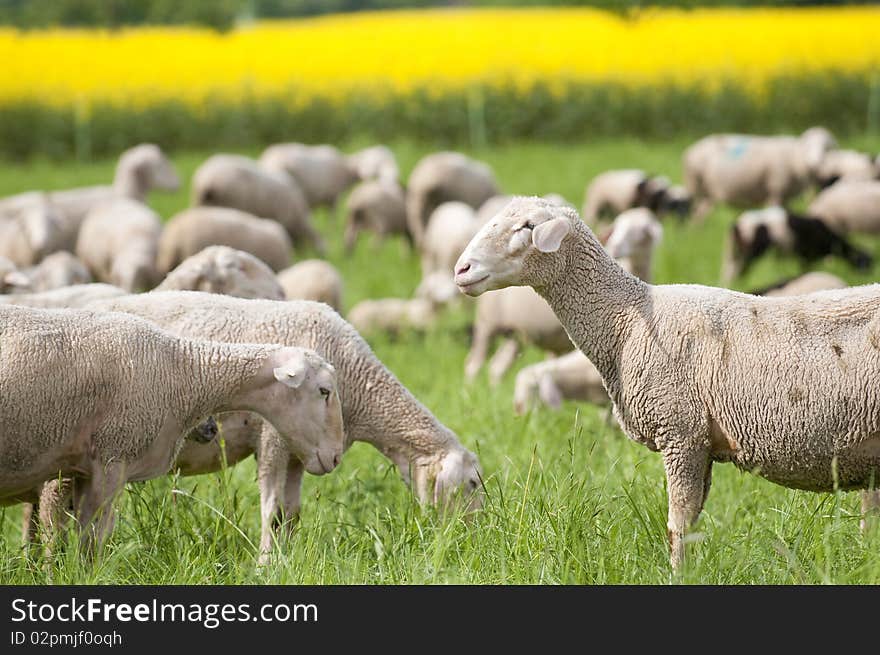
469,479 -> 479,489
518,222 -> 535,231
319,387 -> 331,399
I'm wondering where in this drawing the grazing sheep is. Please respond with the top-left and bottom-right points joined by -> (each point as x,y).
603,208 -> 663,283
656,184 -> 692,219
721,206 -> 871,283
259,143 -> 359,212
16,251 -> 92,293
347,145 -> 400,183
0,198 -> 64,267
815,149 -> 879,188
158,206 -> 294,274
683,127 -> 837,217
421,201 -> 484,278
582,169 -> 670,224
415,270 -> 461,307
513,350 -> 608,415
0,304 -> 344,551
347,297 -> 438,336
0,144 -> 179,252
455,196 -> 880,568
750,271 -> 848,297
192,154 -> 324,253
76,198 -> 162,292
91,293 -> 484,529
158,246 -> 286,300
406,151 -> 499,247
344,178 -> 410,254
807,179 -> 880,234
0,257 -> 30,293
276,259 -> 343,311
0,283 -> 126,309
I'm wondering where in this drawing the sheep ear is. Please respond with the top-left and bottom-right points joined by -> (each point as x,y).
532,218 -> 570,253
273,353 -> 308,389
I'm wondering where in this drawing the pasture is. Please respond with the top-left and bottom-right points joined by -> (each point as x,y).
2,135 -> 880,584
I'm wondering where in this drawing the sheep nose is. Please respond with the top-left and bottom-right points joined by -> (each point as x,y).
332,453 -> 340,467
455,261 -> 471,276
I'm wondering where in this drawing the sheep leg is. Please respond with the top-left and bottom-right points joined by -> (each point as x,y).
75,462 -> 127,556
21,502 -> 38,548
487,338 -> 520,386
280,459 -> 305,537
343,220 -> 360,255
256,447 -> 288,565
663,448 -> 711,570
38,478 -> 74,561
860,489 -> 880,534
464,325 -> 492,381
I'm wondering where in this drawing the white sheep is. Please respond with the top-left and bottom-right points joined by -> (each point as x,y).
421,201 -> 485,278
0,303 -> 344,551
455,196 -> 880,568
0,283 -> 126,308
406,151 -> 499,247
91,293 -> 484,532
347,297 -> 438,336
157,246 -> 286,300
15,251 -> 92,293
346,145 -> 400,183
0,197 -> 65,267
0,256 -> 30,293
343,178 -> 409,254
158,206 -> 294,274
683,127 -> 837,218
75,197 -> 162,292
582,169 -> 670,224
815,149 -> 879,187
807,179 -> 880,234
0,144 -> 179,252
192,154 -> 324,254
276,259 -> 344,311
259,143 -> 359,212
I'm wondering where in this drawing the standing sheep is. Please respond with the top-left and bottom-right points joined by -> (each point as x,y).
347,145 -> 400,183
0,304 -> 344,551
347,297 -> 439,336
815,149 -> 879,188
683,127 -> 837,218
344,178 -> 410,254
406,151 -> 499,247
157,246 -> 286,300
807,179 -> 880,235
0,198 -> 64,267
581,170 -> 670,225
158,206 -> 294,274
91,293 -> 484,525
259,143 -> 359,213
421,201 -> 484,278
455,196 -> 880,568
192,154 -> 324,254
276,259 -> 344,311
76,198 -> 162,292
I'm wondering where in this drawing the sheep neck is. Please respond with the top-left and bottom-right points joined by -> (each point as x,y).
537,220 -> 650,392
113,167 -> 147,202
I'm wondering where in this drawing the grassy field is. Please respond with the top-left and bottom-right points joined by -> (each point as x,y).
2,136 -> 880,584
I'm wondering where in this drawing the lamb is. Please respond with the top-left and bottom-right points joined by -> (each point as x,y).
158,206 -> 294,274
258,143 -> 359,212
347,297 -> 438,336
192,154 -> 324,254
749,271 -> 848,297
0,197 -> 65,267
406,151 -> 499,247
581,170 -> 671,224
0,283 -> 126,309
90,292 -> 484,533
347,145 -> 400,183
157,246 -> 286,300
815,149 -> 879,187
343,178 -> 410,254
455,196 -> 880,568
683,127 -> 837,218
276,259 -> 344,311
807,179 -> 880,234
15,251 -> 92,293
0,144 -> 179,251
75,197 -> 162,292
721,206 -> 871,283
0,304 -> 344,551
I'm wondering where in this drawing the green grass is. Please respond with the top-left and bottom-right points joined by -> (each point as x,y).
2,136 -> 880,584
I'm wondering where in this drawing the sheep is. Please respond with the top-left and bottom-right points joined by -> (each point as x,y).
0,144 -> 179,252
415,270 -> 461,307
0,303 -> 344,551
656,184 -> 692,219
0,197 -> 64,267
15,251 -> 92,293
683,127 -> 837,218
721,206 -> 872,283
0,257 -> 30,294
0,283 -> 126,309
421,201 -> 484,278
581,170 -> 670,224
90,292 -> 484,533
258,143 -> 359,212
807,179 -> 880,235
406,151 -> 499,247
343,178 -> 410,254
347,297 -> 438,336
513,350 -> 608,415
75,198 -> 162,292
192,154 -> 324,254
749,271 -> 848,297
815,149 -> 880,188
276,259 -> 344,311
455,195 -> 880,568
157,246 -> 286,300
347,145 -> 400,183
603,208 -> 663,283
158,206 -> 294,274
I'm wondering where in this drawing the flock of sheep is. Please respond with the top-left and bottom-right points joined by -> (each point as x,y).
1,127 -> 879,570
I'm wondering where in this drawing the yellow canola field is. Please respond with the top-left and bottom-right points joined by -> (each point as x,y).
0,7 -> 877,108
